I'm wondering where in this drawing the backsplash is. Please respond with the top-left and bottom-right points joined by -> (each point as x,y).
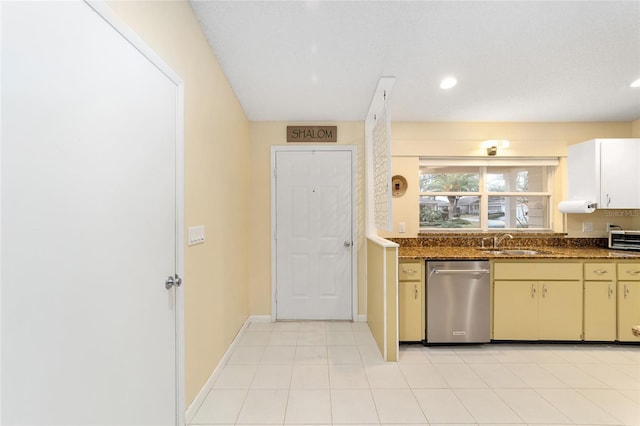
565,209 -> 640,238
390,233 -> 607,249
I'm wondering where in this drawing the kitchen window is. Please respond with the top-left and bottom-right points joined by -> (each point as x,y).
419,158 -> 558,231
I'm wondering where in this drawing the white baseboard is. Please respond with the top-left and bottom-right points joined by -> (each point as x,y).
185,316 -> 265,423
248,314 -> 272,323
357,314 -> 367,322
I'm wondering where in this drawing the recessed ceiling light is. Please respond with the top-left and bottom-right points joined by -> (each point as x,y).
440,77 -> 457,89
631,78 -> 640,88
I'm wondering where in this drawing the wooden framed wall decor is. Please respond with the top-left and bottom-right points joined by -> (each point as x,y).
392,175 -> 407,197
287,126 -> 337,142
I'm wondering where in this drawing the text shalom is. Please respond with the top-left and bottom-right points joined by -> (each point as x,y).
292,128 -> 334,139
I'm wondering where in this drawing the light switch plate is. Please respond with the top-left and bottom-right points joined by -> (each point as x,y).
398,222 -> 406,233
188,225 -> 205,245
582,222 -> 593,232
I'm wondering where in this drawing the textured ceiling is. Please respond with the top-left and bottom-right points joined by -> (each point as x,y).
190,1 -> 640,122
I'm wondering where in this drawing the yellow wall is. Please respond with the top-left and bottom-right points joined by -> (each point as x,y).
383,121 -> 635,237
391,121 -> 633,156
248,122 -> 366,316
107,1 -> 250,407
565,209 -> 640,238
633,118 -> 640,137
386,157 -> 420,236
366,238 -> 398,362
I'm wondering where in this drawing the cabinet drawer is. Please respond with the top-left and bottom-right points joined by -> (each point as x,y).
494,262 -> 581,280
618,263 -> 640,280
584,263 -> 615,280
399,262 -> 422,281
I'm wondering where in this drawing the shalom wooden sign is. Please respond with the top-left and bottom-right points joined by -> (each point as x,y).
287,126 -> 337,143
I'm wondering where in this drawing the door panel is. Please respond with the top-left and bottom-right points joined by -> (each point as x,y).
275,150 -> 353,320
600,140 -> 640,208
618,281 -> 640,342
1,2 -> 179,424
399,281 -> 422,341
493,281 -> 538,340
584,281 -> 616,341
538,281 -> 583,340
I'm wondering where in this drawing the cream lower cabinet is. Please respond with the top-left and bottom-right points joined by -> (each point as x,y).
398,261 -> 424,342
538,281 -> 583,340
493,280 -> 538,339
583,262 -> 616,341
617,263 -> 640,342
493,262 -> 583,341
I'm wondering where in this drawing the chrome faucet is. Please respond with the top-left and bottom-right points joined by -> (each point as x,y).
494,234 -> 513,248
480,237 -> 492,249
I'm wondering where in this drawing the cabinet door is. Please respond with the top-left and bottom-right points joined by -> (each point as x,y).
567,140 -> 598,204
538,281 -> 583,340
600,140 -> 640,208
399,281 -> 423,341
617,281 -> 640,342
584,281 -> 616,341
493,281 -> 538,340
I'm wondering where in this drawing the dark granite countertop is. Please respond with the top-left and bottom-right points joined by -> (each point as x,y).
398,246 -> 640,260
392,234 -> 640,260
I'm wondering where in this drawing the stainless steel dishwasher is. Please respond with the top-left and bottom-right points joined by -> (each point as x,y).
426,260 -> 490,343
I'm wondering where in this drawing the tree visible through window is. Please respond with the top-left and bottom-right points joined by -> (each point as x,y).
419,162 -> 554,231
420,168 -> 479,228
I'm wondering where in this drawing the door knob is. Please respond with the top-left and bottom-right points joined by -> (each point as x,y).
344,241 -> 352,248
165,274 -> 182,289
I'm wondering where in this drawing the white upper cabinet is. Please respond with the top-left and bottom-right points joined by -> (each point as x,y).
567,138 -> 640,209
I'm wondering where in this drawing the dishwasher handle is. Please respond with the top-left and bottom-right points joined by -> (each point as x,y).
430,268 -> 490,275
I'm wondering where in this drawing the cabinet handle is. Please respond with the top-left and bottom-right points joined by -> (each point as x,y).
531,284 -> 536,298
542,284 -> 548,298
606,194 -> 611,207
593,270 -> 608,275
625,270 -> 640,276
414,284 -> 418,300
403,269 -> 417,275
624,284 -> 630,299
608,284 -> 614,299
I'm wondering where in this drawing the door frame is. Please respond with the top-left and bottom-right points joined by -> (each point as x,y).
0,1 -> 186,423
271,145 -> 358,321
88,4 -> 186,422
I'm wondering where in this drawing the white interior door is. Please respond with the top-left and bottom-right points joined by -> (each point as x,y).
1,2 -> 182,424
274,149 -> 354,320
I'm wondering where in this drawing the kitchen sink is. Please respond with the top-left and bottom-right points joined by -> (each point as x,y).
478,250 -> 506,255
476,248 -> 548,255
502,249 -> 544,255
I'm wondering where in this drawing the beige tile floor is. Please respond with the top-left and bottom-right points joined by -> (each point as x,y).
190,320 -> 640,426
